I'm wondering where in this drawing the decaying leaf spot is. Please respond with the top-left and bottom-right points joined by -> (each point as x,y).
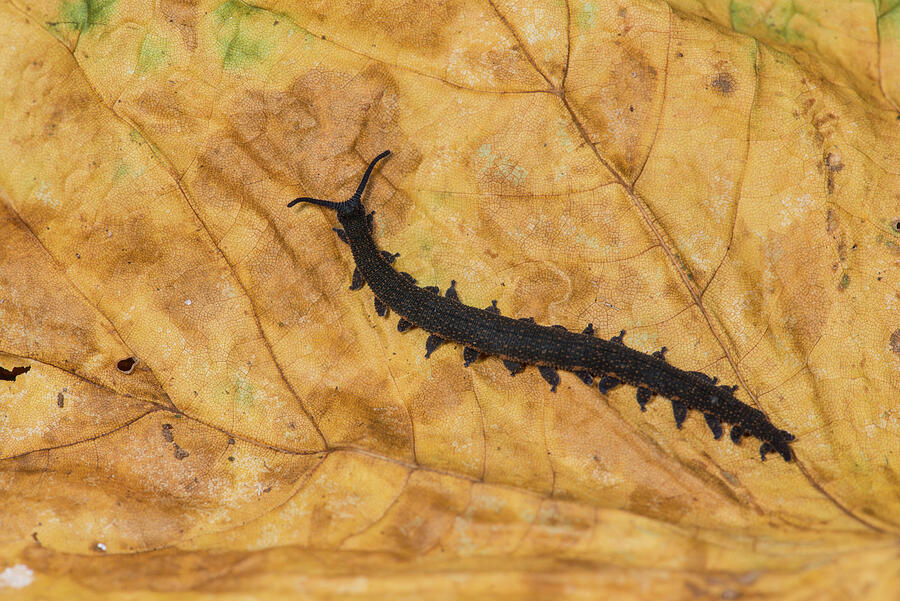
161,423 -> 174,443
890,329 -> 900,356
824,151 -> 843,172
56,392 -> 64,408
825,150 -> 843,194
116,357 -> 137,373
710,72 -> 736,95
839,273 -> 850,290
0,364 -> 30,381
891,219 -> 900,234
825,208 -> 839,234
173,443 -> 190,460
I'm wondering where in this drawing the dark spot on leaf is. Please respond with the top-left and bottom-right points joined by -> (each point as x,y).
839,272 -> 850,290
710,72 -> 736,95
891,219 -> 900,234
57,392 -> 64,408
824,151 -> 843,194
825,208 -> 838,234
173,444 -> 190,460
161,423 -> 174,443
117,357 -> 137,373
228,456 -> 235,461
890,329 -> 900,356
824,151 -> 843,172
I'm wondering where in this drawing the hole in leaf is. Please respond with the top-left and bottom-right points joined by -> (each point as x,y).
117,357 -> 137,374
0,364 -> 30,381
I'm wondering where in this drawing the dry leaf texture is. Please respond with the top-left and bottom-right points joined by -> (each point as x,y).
1,0 -> 899,599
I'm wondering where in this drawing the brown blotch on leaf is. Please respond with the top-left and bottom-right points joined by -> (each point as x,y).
710,72 -> 736,95
825,151 -> 843,194
161,423 -> 174,443
890,329 -> 900,356
825,151 -> 843,172
56,392 -> 64,408
173,444 -> 190,460
825,208 -> 838,234
627,484 -> 690,521
825,208 -> 848,261
569,44 -> 659,179
117,357 -> 137,374
160,0 -> 199,51
338,0 -> 457,56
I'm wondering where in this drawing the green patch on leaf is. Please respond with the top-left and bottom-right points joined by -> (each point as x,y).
232,374 -> 255,407
880,1 -> 900,18
730,0 -> 806,44
879,3 -> 900,39
113,161 -> 130,181
137,33 -> 168,72
212,0 -> 278,70
55,0 -> 116,32
576,2 -> 598,31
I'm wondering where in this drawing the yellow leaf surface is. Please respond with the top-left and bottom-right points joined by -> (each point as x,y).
1,0 -> 899,599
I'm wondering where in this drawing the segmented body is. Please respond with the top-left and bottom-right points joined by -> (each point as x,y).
289,151 -> 795,462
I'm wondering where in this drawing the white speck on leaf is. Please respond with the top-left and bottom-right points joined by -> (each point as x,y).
35,181 -> 58,208
0,565 -> 34,589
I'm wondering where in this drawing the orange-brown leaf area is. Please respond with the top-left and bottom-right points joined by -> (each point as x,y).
0,0 -> 898,599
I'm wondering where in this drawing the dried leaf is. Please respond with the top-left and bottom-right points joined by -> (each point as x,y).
1,0 -> 898,599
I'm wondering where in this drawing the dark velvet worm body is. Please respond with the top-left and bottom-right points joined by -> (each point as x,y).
288,151 -> 795,462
